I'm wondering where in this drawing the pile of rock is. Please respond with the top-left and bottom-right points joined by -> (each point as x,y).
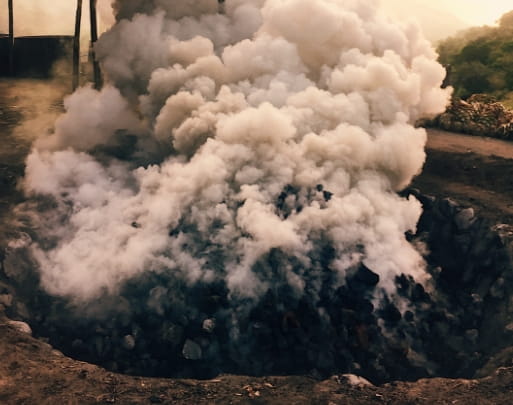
427,95 -> 513,139
405,189 -> 513,376
2,189 -> 513,383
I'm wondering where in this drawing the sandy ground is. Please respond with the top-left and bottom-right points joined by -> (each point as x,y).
1,79 -> 513,403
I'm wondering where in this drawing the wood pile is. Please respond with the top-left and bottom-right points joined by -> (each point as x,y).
429,95 -> 513,139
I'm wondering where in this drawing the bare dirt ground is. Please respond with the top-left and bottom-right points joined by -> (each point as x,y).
412,128 -> 513,225
3,311 -> 513,405
2,79 -> 513,404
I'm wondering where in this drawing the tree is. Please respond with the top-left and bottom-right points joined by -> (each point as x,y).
499,10 -> 513,29
456,40 -> 492,64
437,9 -> 513,101
457,62 -> 492,97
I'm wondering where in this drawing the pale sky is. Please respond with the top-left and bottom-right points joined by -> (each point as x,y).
382,0 -> 512,41
1,0 -> 512,41
428,0 -> 512,26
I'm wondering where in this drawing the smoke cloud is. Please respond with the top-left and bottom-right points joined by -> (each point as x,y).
18,0 -> 450,306
0,0 -> 458,381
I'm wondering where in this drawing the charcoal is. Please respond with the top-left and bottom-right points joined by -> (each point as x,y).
5,191 -> 513,384
0,293 -> 13,308
454,208 -> 476,231
182,339 -> 202,360
122,335 -> 136,351
381,303 -> 402,325
439,197 -> 459,218
202,318 -> 216,333
353,264 -> 380,286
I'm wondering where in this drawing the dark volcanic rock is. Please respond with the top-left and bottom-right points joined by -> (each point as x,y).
3,187 -> 513,384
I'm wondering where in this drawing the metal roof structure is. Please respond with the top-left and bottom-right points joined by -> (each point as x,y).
4,0 -> 101,89
4,1 -> 226,86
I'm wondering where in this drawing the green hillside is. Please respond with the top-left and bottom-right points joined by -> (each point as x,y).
437,11 -> 513,107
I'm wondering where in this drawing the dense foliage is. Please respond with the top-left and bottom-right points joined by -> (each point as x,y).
437,11 -> 513,106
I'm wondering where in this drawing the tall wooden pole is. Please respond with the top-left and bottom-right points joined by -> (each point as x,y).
218,0 -> 225,14
73,0 -> 83,90
8,0 -> 14,75
89,0 -> 102,89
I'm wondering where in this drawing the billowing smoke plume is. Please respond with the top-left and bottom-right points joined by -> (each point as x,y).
13,0 -> 450,380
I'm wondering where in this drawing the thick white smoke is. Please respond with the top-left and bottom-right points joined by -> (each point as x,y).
21,0 -> 450,303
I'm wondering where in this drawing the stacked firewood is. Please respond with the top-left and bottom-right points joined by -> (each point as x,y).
429,95 -> 513,139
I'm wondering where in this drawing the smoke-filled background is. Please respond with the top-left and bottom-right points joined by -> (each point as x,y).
0,0 -> 114,36
1,0 -> 512,43
8,0 -> 455,381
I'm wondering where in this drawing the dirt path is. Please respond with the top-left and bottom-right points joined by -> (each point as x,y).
413,129 -> 513,224
426,128 -> 513,159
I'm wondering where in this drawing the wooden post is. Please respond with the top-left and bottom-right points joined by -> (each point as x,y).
89,0 -> 102,89
8,0 -> 14,75
73,0 -> 83,90
218,0 -> 225,14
